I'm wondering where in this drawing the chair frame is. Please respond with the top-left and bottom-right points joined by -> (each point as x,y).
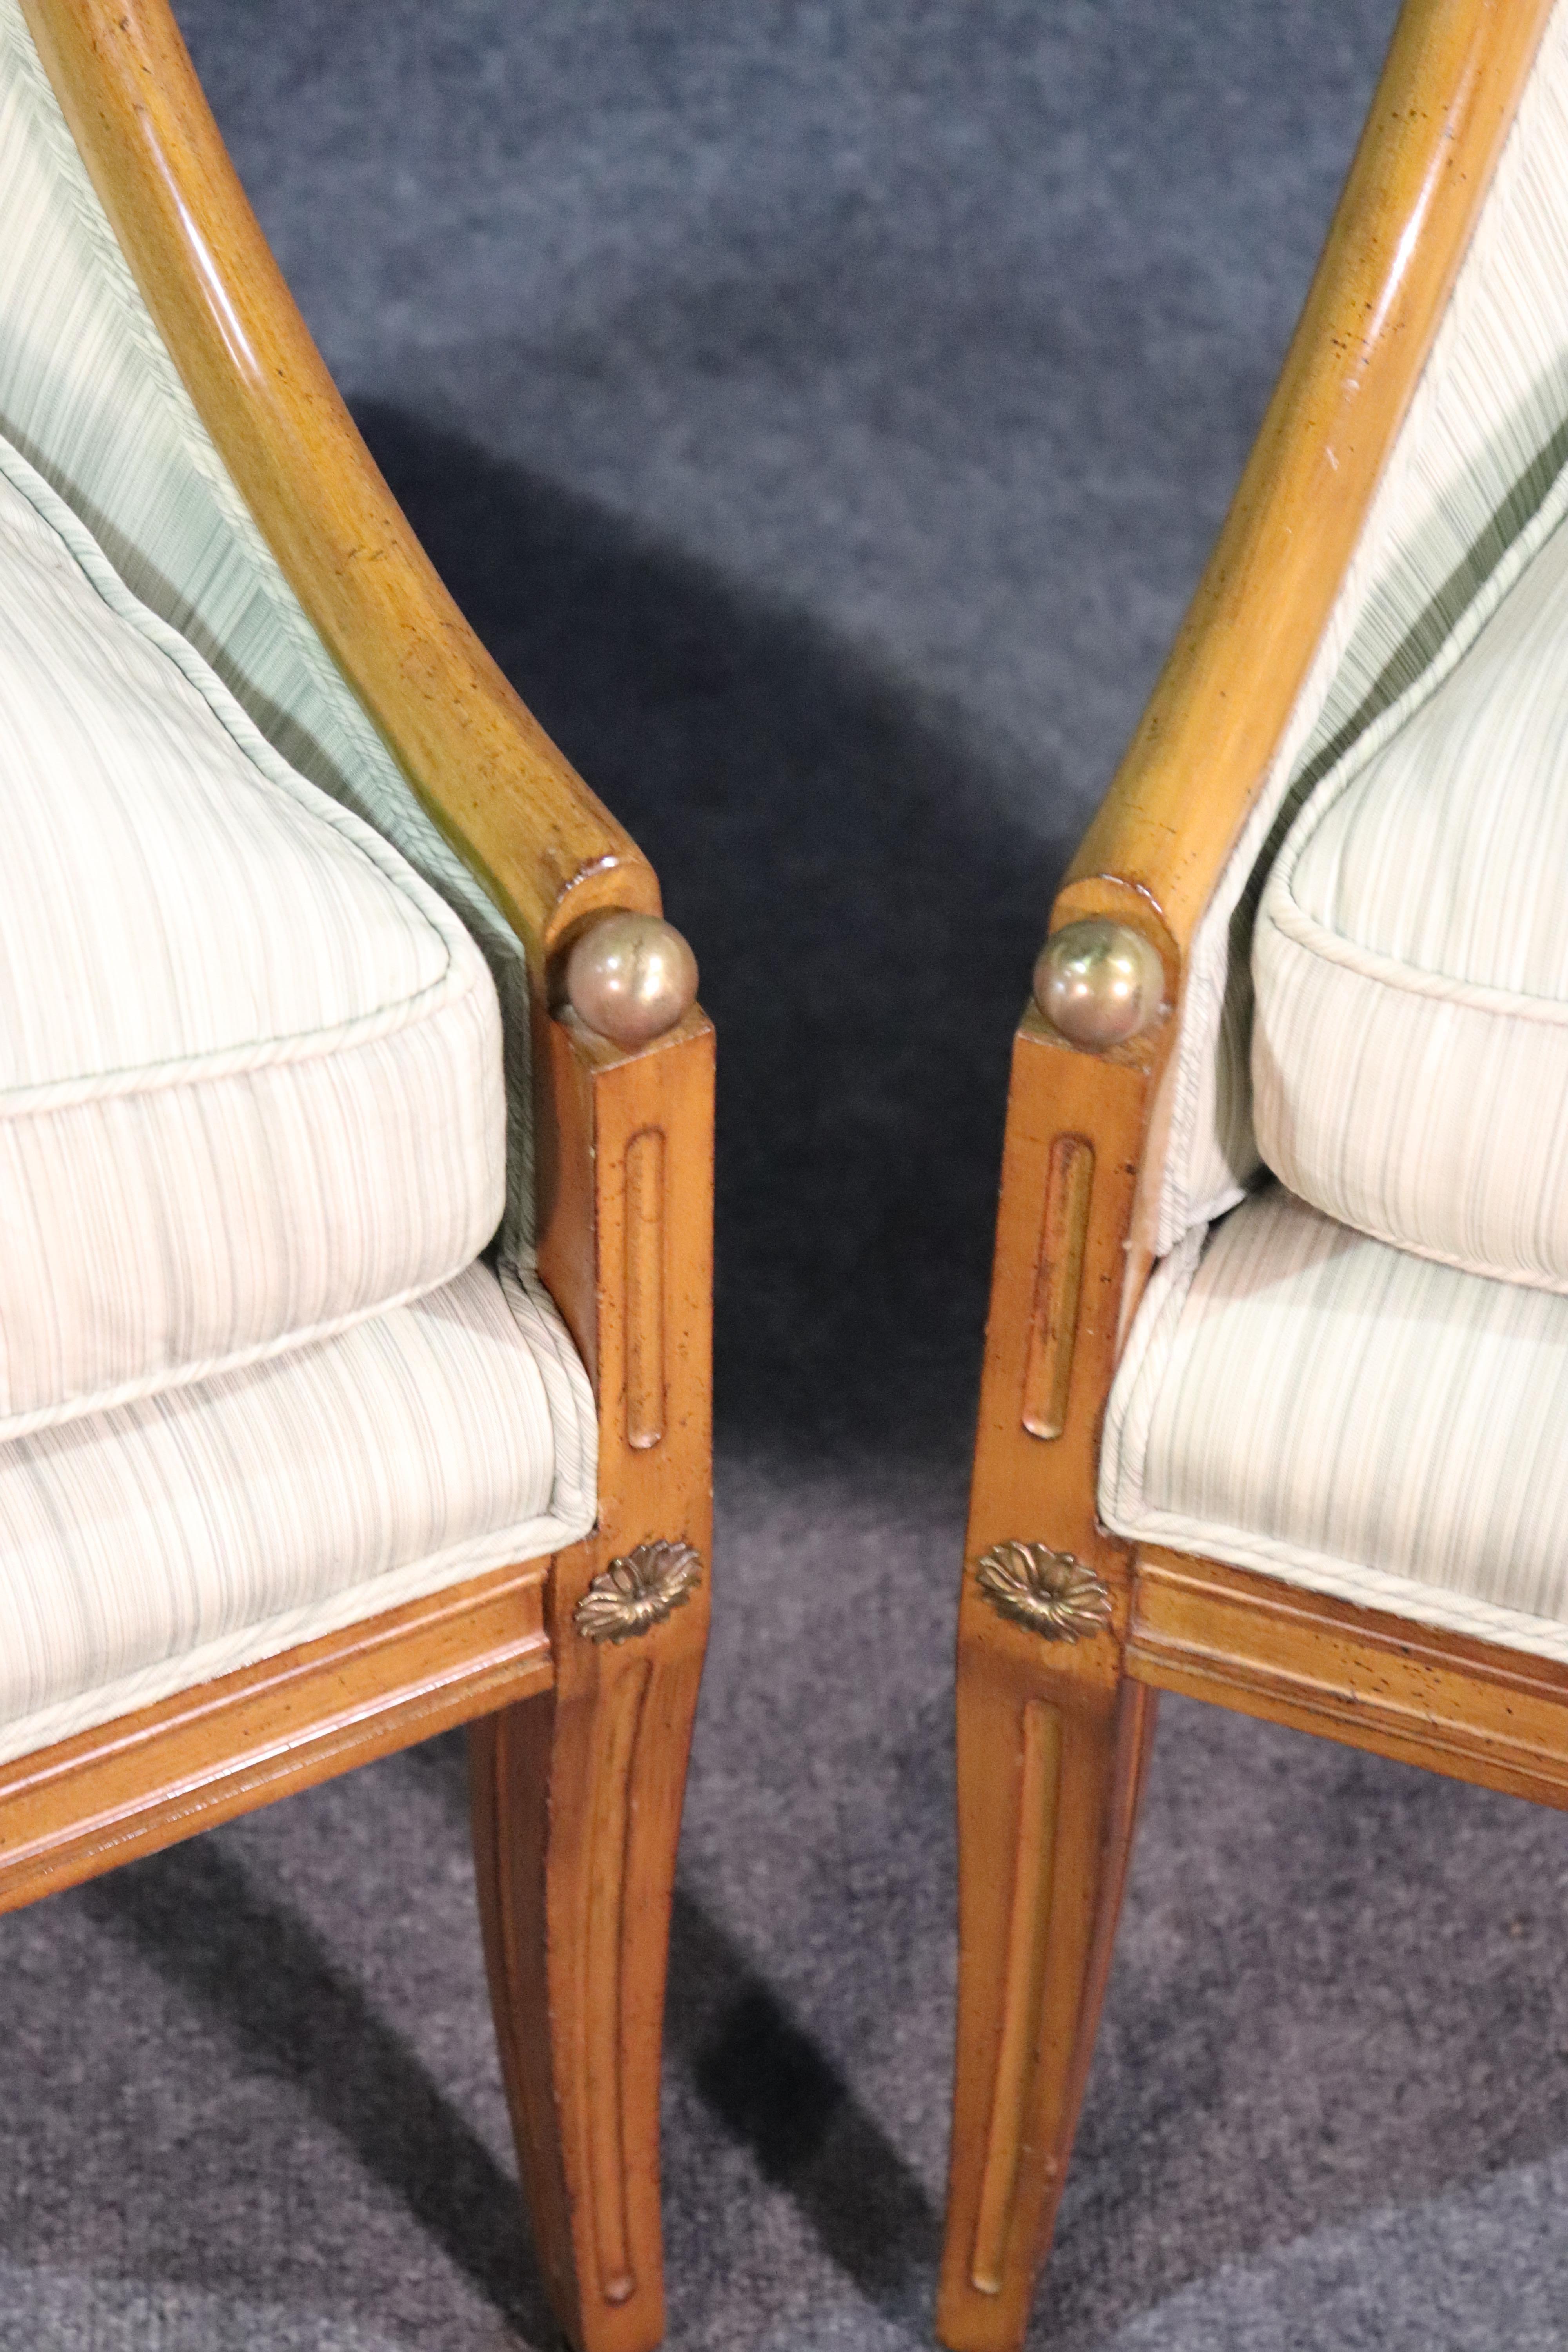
936,4 -> 1566,2347
2,9 -> 713,2352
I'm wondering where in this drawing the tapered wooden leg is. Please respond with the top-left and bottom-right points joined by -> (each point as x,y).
469,1596 -> 705,2352
937,1635 -> 1157,2352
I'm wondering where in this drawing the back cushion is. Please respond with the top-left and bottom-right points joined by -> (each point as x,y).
1253,462 -> 1568,1290
0,0 -> 539,1252
0,434 -> 505,1432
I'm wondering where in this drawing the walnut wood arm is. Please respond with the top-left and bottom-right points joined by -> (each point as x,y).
941,15 -> 1557,2341
20,0 -> 658,978
952,0 -> 1559,2058
1055,0 -> 1552,982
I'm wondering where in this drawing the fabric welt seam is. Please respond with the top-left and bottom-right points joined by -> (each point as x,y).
0,970 -> 490,1116
1265,894 -> 1568,1020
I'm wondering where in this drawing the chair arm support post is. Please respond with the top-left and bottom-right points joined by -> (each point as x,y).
940,1011 -> 1161,2352
490,1000 -> 712,2352
945,10 -> 1561,2343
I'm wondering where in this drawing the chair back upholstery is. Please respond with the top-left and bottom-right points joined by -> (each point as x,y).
1159,0 -> 1568,1253
0,0 -> 536,1240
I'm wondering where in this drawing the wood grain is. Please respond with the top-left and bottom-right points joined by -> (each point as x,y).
1056,0 -> 1554,969
1020,1136 -> 1094,1443
938,1617 -> 1132,2352
969,1698 -> 1062,2294
477,1006 -> 714,2352
20,0 -> 659,973
584,1655 -> 652,2305
941,1004 -> 1155,2345
947,11 -> 1556,2343
1128,1549 -> 1568,1811
0,1552 -> 554,1914
624,1128 -> 668,1451
965,1012 -> 1151,1606
0,12 -> 717,2344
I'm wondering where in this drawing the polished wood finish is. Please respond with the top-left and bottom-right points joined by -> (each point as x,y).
969,1697 -> 1063,2298
942,1012 -> 1150,2348
624,1127 -> 668,1451
1020,1136 -> 1094,1443
20,0 -> 658,974
938,1621 -> 1150,2352
1128,1550 -> 1568,1811
474,1006 -> 714,2352
0,999 -> 713,2352
0,9 -> 714,2350
0,1552 -> 553,1914
1057,0 -> 1555,970
943,5 -> 1561,2346
964,1011 -> 1154,1588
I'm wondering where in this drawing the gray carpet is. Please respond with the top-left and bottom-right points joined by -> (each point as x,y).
9,2 -> 1568,2345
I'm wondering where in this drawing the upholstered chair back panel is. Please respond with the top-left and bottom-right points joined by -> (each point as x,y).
0,0 -> 537,1245
1157,0 -> 1568,1253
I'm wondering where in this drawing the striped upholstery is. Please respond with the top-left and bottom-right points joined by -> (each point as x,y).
1101,1185 -> 1568,1663
0,0 -> 538,1252
0,434 -> 505,1430
0,1255 -> 595,1768
1099,16 -> 1568,1650
1157,0 -> 1568,1256
1254,461 -> 1568,1290
0,2 -> 602,1761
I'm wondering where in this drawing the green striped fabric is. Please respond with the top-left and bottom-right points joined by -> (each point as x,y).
0,428 -> 507,1430
1254,446 -> 1568,1291
1102,1183 -> 1568,1661
1158,3 -> 1568,1256
1105,15 -> 1568,1651
0,1 -> 598,1763
0,1254 -> 595,1767
0,0 -> 539,1250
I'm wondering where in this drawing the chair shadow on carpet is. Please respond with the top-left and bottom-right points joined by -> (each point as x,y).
670,1887 -> 942,2326
25,406 -> 1014,2347
80,1833 -> 559,2343
352,397 -> 1072,1475
81,1741 -> 940,2339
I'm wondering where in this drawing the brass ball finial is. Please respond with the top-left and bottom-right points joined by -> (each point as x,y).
564,912 -> 698,1047
1033,918 -> 1165,1050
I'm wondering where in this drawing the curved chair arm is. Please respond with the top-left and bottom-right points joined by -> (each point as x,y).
21,0 -> 659,982
963,0 -> 1561,1626
1054,0 -> 1552,991
944,22 -> 1564,2342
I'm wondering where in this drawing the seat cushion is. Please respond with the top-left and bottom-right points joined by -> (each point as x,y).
1102,1184 -> 1568,1662
0,1253 -> 596,1766
0,437 -> 505,1433
1252,477 -> 1568,1290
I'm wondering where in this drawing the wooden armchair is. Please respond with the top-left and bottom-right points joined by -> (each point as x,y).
936,1 -> 1568,2344
0,5 -> 710,2350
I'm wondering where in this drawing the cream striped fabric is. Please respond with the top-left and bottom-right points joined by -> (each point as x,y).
0,1254 -> 596,1768
1254,456 -> 1568,1288
1156,0 -> 1568,1255
0,4 -> 603,1766
1101,1184 -> 1568,1663
0,433 -> 506,1429
0,0 -> 539,1251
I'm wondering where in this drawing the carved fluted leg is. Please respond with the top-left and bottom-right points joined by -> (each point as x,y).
469,1545 -> 707,2352
937,1592 -> 1156,2352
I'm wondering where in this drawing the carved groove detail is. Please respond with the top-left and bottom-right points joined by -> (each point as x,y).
575,1542 -> 704,1646
1021,1134 -> 1094,1441
975,1543 -> 1112,1642
584,1656 -> 651,2305
624,1126 -> 666,1450
971,1698 -> 1062,2293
